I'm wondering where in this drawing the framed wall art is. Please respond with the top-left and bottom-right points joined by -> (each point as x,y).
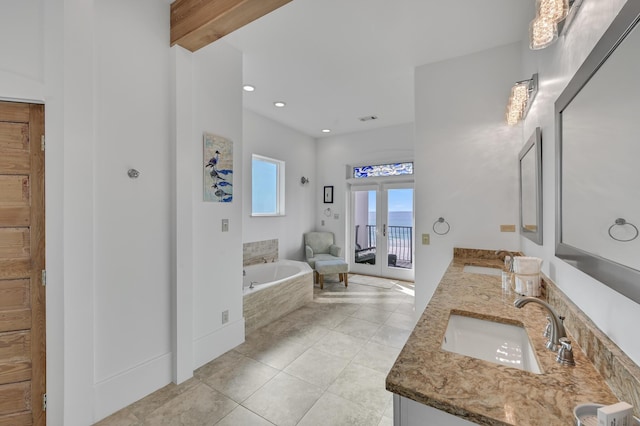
203,132 -> 233,202
324,186 -> 334,204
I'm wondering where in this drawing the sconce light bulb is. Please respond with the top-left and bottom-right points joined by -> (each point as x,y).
530,17 -> 558,50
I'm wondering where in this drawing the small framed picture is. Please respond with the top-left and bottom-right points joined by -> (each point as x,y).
324,186 -> 334,203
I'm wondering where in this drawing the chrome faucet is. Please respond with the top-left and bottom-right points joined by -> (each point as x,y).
514,297 -> 566,351
514,297 -> 575,365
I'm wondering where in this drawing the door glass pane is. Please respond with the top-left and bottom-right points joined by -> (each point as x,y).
354,190 -> 376,265
387,188 -> 413,269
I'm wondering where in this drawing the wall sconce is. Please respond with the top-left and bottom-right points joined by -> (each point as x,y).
506,73 -> 538,126
300,177 -> 310,185
530,0 -> 583,50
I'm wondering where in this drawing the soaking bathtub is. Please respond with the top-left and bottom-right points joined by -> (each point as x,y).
242,259 -> 313,334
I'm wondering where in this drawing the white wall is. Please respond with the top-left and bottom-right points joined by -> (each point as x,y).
315,123 -> 414,251
92,0 -> 173,420
520,0 -> 640,365
0,0 -> 44,102
189,41 -> 245,369
5,0 -> 244,423
413,43 -> 523,313
242,109 -> 317,260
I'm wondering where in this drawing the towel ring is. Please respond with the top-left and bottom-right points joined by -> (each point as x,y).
433,217 -> 450,235
608,218 -> 639,242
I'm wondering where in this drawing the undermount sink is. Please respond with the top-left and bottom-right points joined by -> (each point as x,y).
462,265 -> 502,276
442,313 -> 542,374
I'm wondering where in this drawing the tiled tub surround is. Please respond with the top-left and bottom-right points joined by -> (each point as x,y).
243,239 -> 278,266
243,260 -> 313,334
386,249 -> 635,425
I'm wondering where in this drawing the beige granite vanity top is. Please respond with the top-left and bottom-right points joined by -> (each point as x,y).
386,254 -> 619,425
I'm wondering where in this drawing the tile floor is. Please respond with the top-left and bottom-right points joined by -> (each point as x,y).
96,276 -> 416,426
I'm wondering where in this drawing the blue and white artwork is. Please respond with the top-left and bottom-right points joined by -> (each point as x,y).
204,132 -> 233,202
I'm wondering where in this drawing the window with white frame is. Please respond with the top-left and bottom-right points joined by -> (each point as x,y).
252,154 -> 285,216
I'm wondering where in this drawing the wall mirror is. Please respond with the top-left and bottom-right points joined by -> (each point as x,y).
519,128 -> 542,245
556,0 -> 640,304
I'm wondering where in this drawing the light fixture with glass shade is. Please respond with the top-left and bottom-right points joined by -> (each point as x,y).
506,74 -> 538,126
529,0 -> 582,50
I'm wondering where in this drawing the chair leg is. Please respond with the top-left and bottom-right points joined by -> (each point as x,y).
319,274 -> 324,290
314,271 -> 318,284
344,273 -> 348,287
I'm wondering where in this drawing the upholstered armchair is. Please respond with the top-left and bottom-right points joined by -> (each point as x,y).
304,231 -> 343,269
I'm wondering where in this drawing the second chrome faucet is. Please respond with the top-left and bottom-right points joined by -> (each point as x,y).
514,296 -> 575,366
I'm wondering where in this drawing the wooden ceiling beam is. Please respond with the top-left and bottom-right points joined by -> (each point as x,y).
171,0 -> 294,52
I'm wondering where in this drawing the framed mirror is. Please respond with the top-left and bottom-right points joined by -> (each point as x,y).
519,128 -> 542,245
555,0 -> 640,304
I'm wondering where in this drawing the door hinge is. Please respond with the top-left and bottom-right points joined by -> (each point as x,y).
42,393 -> 47,411
41,135 -> 45,151
41,270 -> 46,286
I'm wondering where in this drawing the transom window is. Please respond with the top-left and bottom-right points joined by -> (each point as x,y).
353,162 -> 413,178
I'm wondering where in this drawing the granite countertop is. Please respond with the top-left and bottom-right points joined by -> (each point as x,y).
386,255 -> 618,426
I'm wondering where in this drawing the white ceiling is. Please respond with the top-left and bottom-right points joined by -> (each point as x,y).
223,0 -> 534,138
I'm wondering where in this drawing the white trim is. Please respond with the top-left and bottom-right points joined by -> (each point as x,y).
193,318 -> 245,369
93,353 -> 172,422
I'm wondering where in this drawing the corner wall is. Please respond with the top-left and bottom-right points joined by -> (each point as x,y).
242,109 -> 317,260
413,43 -> 523,312
519,0 -> 640,365
190,41 -> 245,369
314,123 -> 415,252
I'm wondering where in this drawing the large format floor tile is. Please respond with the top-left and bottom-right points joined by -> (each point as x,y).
333,317 -> 381,340
216,405 -> 275,426
242,372 -> 324,426
351,341 -> 402,374
327,363 -> 393,416
312,329 -> 368,360
95,275 -> 415,426
142,382 -> 237,425
284,347 -> 350,389
196,352 -> 279,402
297,391 -> 382,426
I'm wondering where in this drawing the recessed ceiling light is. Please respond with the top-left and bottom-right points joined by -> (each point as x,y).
321,129 -> 331,133
274,101 -> 286,108
242,85 -> 255,92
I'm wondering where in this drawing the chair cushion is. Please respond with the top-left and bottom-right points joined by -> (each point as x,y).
315,259 -> 349,275
306,253 -> 339,269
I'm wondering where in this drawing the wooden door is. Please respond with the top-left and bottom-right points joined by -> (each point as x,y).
0,102 -> 45,425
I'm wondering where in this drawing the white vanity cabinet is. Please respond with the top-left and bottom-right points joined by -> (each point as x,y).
393,395 -> 478,426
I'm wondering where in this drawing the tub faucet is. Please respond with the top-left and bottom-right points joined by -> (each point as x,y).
250,281 -> 257,289
262,257 -> 267,263
514,297 -> 566,350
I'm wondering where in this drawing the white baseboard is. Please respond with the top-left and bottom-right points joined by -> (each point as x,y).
93,352 -> 172,422
193,318 -> 245,369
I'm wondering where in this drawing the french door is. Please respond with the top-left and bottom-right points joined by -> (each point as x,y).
350,183 -> 414,281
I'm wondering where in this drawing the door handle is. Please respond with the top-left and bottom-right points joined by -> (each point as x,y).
383,224 -> 386,237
